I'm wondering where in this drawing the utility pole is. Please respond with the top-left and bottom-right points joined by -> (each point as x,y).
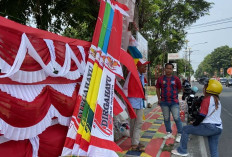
184,40 -> 189,79
188,48 -> 191,82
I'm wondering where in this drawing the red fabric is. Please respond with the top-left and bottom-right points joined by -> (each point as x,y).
0,84 -> 79,127
144,77 -> 148,84
91,0 -> 106,47
111,1 -> 129,11
63,137 -> 75,149
0,17 -> 90,72
137,59 -> 150,66
90,136 -> 122,152
0,139 -> 33,157
113,97 -> 123,116
38,124 -> 68,157
114,82 -> 136,119
125,72 -> 145,98
79,137 -> 89,152
107,9 -> 123,60
119,49 -> 144,99
199,96 -> 210,116
0,124 -> 68,157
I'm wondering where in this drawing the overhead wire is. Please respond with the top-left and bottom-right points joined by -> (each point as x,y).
186,16 -> 232,34
186,20 -> 232,30
188,16 -> 232,28
188,26 -> 232,34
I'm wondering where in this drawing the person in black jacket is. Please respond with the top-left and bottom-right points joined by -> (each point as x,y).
172,79 -> 223,157
181,77 -> 191,100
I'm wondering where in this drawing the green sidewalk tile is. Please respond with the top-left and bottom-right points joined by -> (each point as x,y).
117,153 -> 125,157
152,132 -> 165,138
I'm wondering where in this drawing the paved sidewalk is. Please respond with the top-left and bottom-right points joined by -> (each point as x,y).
116,95 -> 208,157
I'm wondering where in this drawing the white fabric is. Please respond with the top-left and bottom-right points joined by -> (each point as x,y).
62,147 -> 73,156
88,145 -> 119,157
0,59 -> 81,83
0,105 -> 71,141
0,57 -> 11,73
202,96 -> 223,129
77,46 -> 86,72
129,35 -> 138,47
72,143 -> 80,156
9,69 -> 48,83
0,33 -> 27,78
104,53 -> 123,78
87,68 -> 117,155
114,4 -> 129,17
0,83 -> 77,102
29,136 -> 40,157
122,72 -> 131,97
114,94 -> 126,111
44,39 -> 56,66
77,148 -> 87,156
68,44 -> 84,75
0,135 -> 10,144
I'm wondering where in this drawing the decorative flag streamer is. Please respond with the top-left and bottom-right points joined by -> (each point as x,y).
74,1 -> 114,156
113,94 -> 126,116
114,80 -> 136,119
61,0 -> 106,155
87,5 -> 128,156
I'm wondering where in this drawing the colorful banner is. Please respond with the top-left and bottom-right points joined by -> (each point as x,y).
61,0 -> 106,155
73,1 -> 114,156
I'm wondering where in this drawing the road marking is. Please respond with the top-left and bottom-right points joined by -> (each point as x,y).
199,136 -> 208,157
156,139 -> 166,157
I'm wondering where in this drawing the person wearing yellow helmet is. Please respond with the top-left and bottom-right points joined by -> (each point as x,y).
172,79 -> 223,157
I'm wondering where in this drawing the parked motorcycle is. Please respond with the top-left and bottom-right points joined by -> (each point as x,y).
183,85 -> 204,123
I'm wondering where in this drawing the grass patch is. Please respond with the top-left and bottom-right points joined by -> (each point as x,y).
146,86 -> 156,95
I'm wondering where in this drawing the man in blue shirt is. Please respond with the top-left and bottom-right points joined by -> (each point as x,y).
128,59 -> 150,152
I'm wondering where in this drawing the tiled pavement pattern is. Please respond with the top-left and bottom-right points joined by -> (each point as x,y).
116,106 -> 182,157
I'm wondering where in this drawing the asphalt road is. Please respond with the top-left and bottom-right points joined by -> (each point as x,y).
192,82 -> 232,157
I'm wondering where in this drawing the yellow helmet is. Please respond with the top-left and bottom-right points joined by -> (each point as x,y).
206,79 -> 223,95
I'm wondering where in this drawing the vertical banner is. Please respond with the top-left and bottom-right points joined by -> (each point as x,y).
88,68 -> 120,157
61,0 -> 106,155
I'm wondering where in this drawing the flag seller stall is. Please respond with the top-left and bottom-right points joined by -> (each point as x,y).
0,0 -> 145,157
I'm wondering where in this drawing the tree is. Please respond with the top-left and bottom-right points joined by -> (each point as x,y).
138,0 -> 212,66
0,0 -> 99,41
194,46 -> 232,78
176,59 -> 193,77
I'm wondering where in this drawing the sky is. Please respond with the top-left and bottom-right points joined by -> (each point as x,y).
180,0 -> 232,72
